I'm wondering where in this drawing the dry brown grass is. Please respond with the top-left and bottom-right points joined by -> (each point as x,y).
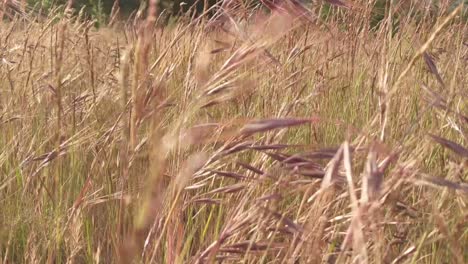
0,1 -> 467,263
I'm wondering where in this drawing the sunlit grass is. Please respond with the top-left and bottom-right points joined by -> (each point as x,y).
0,1 -> 467,263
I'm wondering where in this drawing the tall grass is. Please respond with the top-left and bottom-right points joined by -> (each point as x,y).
0,1 -> 467,263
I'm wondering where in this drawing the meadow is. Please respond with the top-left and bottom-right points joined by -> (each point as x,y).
0,1 -> 467,263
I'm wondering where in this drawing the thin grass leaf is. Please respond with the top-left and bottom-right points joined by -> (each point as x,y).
302,148 -> 340,160
211,170 -> 248,180
248,144 -> 292,151
219,141 -> 253,157
321,144 -> 344,189
191,198 -> 222,205
423,52 -> 445,87
185,182 -> 208,190
204,183 -> 247,195
419,176 -> 468,194
391,245 -> 416,264
326,0 -> 350,8
240,118 -> 316,135
296,169 -> 325,178
256,193 -> 282,202
429,134 -> 468,158
264,152 -> 310,164
221,241 -> 285,252
283,161 -> 322,171
237,162 -> 265,175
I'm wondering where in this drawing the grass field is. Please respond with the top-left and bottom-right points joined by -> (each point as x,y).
0,1 -> 467,263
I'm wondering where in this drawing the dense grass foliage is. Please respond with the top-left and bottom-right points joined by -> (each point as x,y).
0,1 -> 467,263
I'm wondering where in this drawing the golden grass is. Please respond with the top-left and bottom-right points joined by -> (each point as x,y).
0,1 -> 467,263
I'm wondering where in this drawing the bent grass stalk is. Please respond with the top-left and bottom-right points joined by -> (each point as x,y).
0,1 -> 466,263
